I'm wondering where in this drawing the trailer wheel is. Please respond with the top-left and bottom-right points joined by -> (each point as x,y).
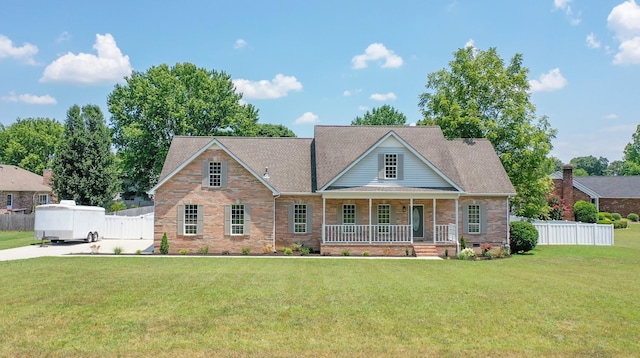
86,232 -> 92,243
92,232 -> 99,242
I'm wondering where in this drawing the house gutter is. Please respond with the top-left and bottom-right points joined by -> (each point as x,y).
272,194 -> 280,253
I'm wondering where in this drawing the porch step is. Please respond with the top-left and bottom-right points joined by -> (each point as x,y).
413,244 -> 439,257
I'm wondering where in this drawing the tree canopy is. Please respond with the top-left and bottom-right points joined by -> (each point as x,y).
569,156 -> 609,176
417,46 -> 557,218
351,105 -> 407,126
107,62 -> 261,194
0,118 -> 63,174
52,105 -> 119,207
255,123 -> 296,137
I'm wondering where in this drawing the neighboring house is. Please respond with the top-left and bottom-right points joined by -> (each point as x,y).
0,165 -> 54,214
148,126 -> 516,256
552,165 -> 640,218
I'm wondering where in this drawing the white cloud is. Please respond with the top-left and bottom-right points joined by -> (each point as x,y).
234,39 -> 247,49
370,92 -> 397,101
0,34 -> 38,64
464,39 -> 475,48
56,31 -> 71,43
553,0 -> 581,25
603,113 -> 619,120
343,88 -> 361,96
40,33 -> 132,84
528,68 -> 568,92
1,91 -> 56,104
294,112 -> 319,124
613,36 -> 640,64
358,105 -> 369,111
602,124 -> 637,132
608,0 -> 640,64
351,43 -> 403,69
233,74 -> 302,99
586,33 -> 601,49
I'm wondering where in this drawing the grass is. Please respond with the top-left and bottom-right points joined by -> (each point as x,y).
0,230 -> 38,250
0,226 -> 639,356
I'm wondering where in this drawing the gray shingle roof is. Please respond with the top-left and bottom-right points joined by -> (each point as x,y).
574,176 -> 640,198
0,165 -> 51,192
154,126 -> 516,196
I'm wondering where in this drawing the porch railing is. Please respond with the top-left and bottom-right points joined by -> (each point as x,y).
435,224 -> 457,243
324,225 -> 411,243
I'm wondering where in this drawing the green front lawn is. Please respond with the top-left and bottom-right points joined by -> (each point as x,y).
0,226 -> 639,356
0,230 -> 37,250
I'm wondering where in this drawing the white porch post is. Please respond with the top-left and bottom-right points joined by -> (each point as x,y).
410,198 -> 414,244
455,197 -> 460,254
368,198 -> 372,244
322,196 -> 326,244
432,198 -> 437,244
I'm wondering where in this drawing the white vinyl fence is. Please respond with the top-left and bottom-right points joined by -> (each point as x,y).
532,221 -> 614,246
104,213 -> 154,240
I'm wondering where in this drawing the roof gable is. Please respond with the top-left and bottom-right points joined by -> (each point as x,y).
0,165 -> 51,192
574,176 -> 640,198
321,130 -> 461,191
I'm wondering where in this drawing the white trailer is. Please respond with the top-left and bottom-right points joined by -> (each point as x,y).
34,200 -> 105,243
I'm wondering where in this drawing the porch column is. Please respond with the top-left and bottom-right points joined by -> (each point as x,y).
322,196 -> 326,244
410,197 -> 413,244
432,198 -> 436,244
368,198 -> 372,244
455,197 -> 459,253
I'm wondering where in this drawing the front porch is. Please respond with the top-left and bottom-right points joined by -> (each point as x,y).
319,193 -> 461,255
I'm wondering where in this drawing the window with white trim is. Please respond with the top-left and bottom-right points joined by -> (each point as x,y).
343,204 -> 355,233
184,205 -> 198,235
209,162 -> 222,187
38,194 -> 49,205
468,204 -> 481,234
6,194 -> 13,209
231,204 -> 245,235
378,204 -> 390,233
294,204 -> 307,233
384,153 -> 397,179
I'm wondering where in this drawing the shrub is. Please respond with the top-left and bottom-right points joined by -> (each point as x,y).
179,248 -> 188,255
283,247 -> 293,255
405,247 -> 411,256
242,247 -> 251,255
597,218 -> 612,225
135,249 -> 142,255
108,201 -> 127,212
362,251 -> 370,257
597,212 -> 610,221
113,247 -> 123,255
480,243 -> 493,257
444,248 -> 449,257
460,236 -> 467,250
262,244 -> 273,254
496,247 -> 510,258
628,213 -> 639,222
292,243 -> 303,252
574,201 -> 597,223
613,220 -> 628,229
300,247 -> 310,256
612,213 -> 622,221
457,248 -> 476,260
510,221 -> 538,254
198,246 -> 209,255
341,249 -> 351,256
160,233 -> 169,254
547,196 -> 568,220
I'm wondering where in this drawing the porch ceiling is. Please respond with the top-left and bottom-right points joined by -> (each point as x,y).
321,186 -> 461,199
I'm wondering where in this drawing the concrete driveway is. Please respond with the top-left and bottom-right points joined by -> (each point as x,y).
0,238 -> 154,261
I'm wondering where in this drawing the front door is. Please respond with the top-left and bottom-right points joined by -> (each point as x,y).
412,205 -> 424,239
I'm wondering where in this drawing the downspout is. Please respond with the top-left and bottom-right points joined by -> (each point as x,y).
273,194 -> 280,252
455,196 -> 460,254
506,197 -> 511,251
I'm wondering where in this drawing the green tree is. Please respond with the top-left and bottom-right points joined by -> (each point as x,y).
52,105 -> 119,207
624,124 -> 640,164
108,62 -> 260,194
417,46 -> 556,218
255,123 -> 296,137
607,160 -> 624,175
569,155 -> 608,176
0,118 -> 63,174
573,168 -> 589,176
351,105 -> 407,126
542,156 -> 563,175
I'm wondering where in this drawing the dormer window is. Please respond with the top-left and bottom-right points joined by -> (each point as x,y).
384,153 -> 397,179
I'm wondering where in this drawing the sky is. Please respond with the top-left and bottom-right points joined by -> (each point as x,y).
1,0 -> 639,164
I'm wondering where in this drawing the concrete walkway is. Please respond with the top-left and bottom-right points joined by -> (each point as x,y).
0,238 -> 154,261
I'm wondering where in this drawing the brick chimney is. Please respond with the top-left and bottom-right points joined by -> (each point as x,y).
562,164 -> 574,220
42,168 -> 53,188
